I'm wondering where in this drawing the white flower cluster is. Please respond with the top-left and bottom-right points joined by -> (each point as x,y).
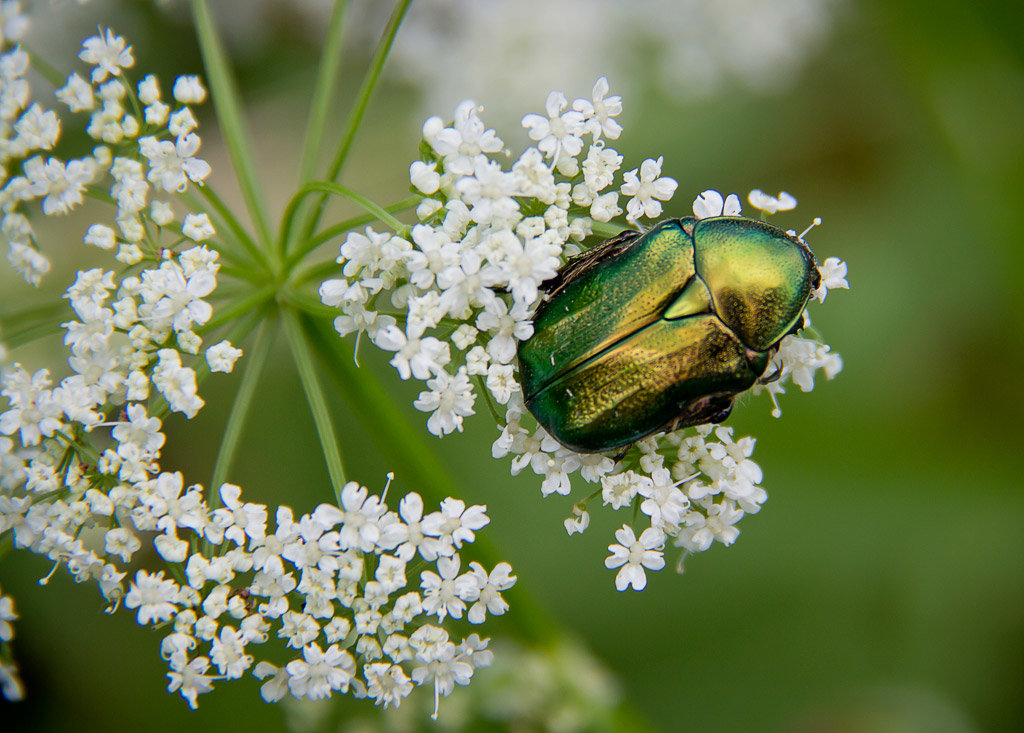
331,638 -> 619,733
128,481 -> 511,713
321,77 -> 675,439
0,581 -> 23,701
1,24 -> 213,287
2,422 -> 512,710
0,24 -> 517,715
321,82 -> 849,592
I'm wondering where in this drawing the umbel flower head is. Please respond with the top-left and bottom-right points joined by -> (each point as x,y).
0,0 -> 848,718
0,22 -> 516,714
321,78 -> 849,592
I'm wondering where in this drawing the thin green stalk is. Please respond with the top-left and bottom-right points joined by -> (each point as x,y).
208,317 -> 275,500
0,300 -> 68,335
323,0 -> 413,185
84,187 -> 115,206
299,0 -> 350,186
23,45 -> 63,87
279,182 -> 408,256
282,308 -> 348,498
474,375 -> 502,423
281,288 -> 342,320
288,195 -> 420,269
200,282 -> 276,333
295,0 -> 413,245
293,260 -> 348,288
306,313 -> 461,509
1,320 -> 62,350
216,263 -> 265,282
188,185 -> 267,269
190,0 -> 275,255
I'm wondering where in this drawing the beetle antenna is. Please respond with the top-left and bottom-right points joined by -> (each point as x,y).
798,217 -> 822,241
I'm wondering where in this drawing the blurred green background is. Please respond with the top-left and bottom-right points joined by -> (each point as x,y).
3,0 -> 1024,731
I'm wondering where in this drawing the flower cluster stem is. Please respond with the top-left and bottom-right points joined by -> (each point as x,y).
188,185 -> 265,270
294,0 -> 413,246
279,182 -> 408,261
208,317 -> 276,499
298,0 -> 351,188
191,0 -> 274,256
283,308 -> 348,499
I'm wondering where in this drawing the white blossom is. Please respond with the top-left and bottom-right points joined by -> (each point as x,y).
621,156 -> 677,223
79,28 -> 134,83
205,340 -> 242,373
605,525 -> 665,591
748,189 -> 797,214
693,189 -> 742,219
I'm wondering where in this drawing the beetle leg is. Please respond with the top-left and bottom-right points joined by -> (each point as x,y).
703,403 -> 734,425
757,367 -> 783,385
663,394 -> 736,434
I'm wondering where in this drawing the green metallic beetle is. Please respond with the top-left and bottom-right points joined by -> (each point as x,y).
517,216 -> 820,454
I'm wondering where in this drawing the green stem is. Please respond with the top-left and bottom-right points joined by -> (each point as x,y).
208,318 -> 275,502
216,264 -> 264,282
288,195 -> 420,270
475,374 -> 503,424
282,308 -> 348,499
84,187 -> 115,206
280,288 -> 342,321
190,0 -> 275,255
2,321 -> 61,350
279,182 -> 409,258
299,0 -> 350,185
324,0 -> 413,184
23,45 -> 64,87
200,283 -> 276,334
150,306 -> 265,421
292,260 -> 349,289
295,0 -> 413,244
0,301 -> 68,346
188,185 -> 267,270
304,314 -> 458,500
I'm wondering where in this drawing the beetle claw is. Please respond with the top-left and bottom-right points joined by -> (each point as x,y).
757,367 -> 783,385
